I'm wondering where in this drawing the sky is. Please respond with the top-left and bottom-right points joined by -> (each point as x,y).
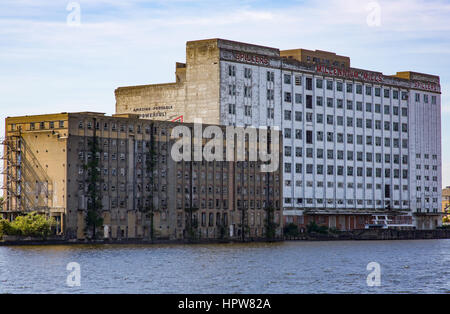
0,0 -> 449,191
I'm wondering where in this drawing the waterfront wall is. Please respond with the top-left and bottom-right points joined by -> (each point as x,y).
1,229 -> 450,245
287,229 -> 450,241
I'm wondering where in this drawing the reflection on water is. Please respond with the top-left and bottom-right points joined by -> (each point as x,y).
0,240 -> 449,294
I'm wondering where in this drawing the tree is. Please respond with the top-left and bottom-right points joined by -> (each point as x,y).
283,223 -> 299,237
264,206 -> 277,241
0,196 -> 3,210
84,122 -> 103,239
1,212 -> 55,239
306,221 -> 328,234
143,122 -> 156,241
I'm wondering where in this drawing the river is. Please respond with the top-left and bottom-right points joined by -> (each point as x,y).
0,240 -> 449,294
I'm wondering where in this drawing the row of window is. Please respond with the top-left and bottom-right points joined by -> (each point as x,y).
284,129 -> 409,148
226,65 -> 437,103
284,148 -> 409,163
285,180 -> 440,192
284,198 -> 410,206
283,164 -> 409,178
10,121 -> 65,131
283,110 -> 408,129
78,121 -> 168,135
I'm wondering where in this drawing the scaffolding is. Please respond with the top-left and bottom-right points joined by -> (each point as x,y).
1,133 -> 53,218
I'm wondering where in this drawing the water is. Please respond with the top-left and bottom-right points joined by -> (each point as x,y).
0,240 -> 449,294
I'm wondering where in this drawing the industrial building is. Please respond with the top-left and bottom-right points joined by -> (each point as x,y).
115,38 -> 442,230
1,112 -> 283,240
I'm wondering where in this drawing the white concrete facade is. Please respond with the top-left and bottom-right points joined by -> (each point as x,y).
217,40 -> 441,229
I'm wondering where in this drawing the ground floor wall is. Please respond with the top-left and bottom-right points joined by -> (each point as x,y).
71,208 -> 284,241
284,214 -> 372,231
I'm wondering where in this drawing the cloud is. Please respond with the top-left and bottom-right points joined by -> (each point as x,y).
0,0 -> 450,196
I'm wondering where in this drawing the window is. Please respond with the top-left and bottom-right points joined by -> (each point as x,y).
315,131 -> 323,142
284,110 -> 292,120
284,74 -> 291,84
347,117 -> 353,127
295,93 -> 302,104
244,68 -> 252,79
306,78 -> 312,90
284,146 -> 291,157
326,80 -> 333,90
284,128 -> 291,139
375,103 -> 381,113
228,103 -> 236,115
316,78 -> 323,89
347,134 -> 353,144
356,84 -> 362,94
284,92 -> 292,102
244,105 -> 252,117
267,71 -> 274,82
295,111 -> 302,122
346,100 -> 353,110
327,98 -> 333,108
228,84 -> 236,96
306,95 -> 313,108
317,148 -> 323,158
346,83 -> 353,93
384,89 -> 390,98
327,132 -> 334,142
316,96 -> 323,107
327,115 -> 333,125
393,90 -> 399,99
228,65 -> 236,77
375,87 -> 381,97
365,86 -> 372,95
244,86 -> 252,98
295,75 -> 302,86
306,130 -> 313,144
336,82 -> 343,92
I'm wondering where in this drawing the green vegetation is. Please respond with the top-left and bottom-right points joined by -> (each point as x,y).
306,221 -> 329,234
84,130 -> 104,239
0,196 -> 4,210
143,122 -> 156,241
0,212 -> 55,239
283,223 -> 300,237
264,206 -> 277,241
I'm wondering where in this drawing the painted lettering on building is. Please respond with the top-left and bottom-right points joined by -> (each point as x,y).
412,81 -> 439,92
234,53 -> 269,66
316,65 -> 384,83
